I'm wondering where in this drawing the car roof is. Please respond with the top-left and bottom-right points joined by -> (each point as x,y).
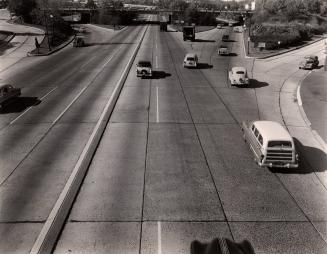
185,53 -> 197,57
232,67 -> 246,72
252,121 -> 293,142
0,84 -> 12,88
305,55 -> 317,59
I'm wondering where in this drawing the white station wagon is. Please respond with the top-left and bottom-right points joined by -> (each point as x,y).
242,121 -> 299,168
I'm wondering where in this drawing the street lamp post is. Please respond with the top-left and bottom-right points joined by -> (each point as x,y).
50,14 -> 54,46
43,9 -> 51,51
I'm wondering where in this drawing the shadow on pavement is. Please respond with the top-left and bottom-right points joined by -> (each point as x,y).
270,138 -> 327,174
0,97 -> 41,114
197,63 -> 213,69
151,71 -> 171,79
85,42 -> 134,46
247,79 -> 269,88
194,39 -> 216,43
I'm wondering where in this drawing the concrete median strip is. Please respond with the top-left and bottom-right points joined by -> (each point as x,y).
29,25 -> 148,254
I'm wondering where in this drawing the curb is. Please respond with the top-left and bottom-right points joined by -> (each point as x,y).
27,35 -> 75,57
296,71 -> 327,154
244,35 -> 327,59
29,25 -> 149,254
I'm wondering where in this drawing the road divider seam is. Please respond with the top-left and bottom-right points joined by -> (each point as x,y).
29,25 -> 148,254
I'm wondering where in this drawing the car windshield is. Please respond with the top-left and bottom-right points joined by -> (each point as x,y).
187,57 -> 195,61
138,61 -> 151,67
220,46 -> 227,49
236,71 -> 245,74
268,141 -> 292,148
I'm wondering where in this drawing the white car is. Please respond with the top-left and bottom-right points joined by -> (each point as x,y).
228,67 -> 250,86
183,53 -> 198,68
136,60 -> 152,78
218,45 -> 230,56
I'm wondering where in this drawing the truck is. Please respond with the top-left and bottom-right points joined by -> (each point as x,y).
183,26 -> 195,41
160,21 -> 167,32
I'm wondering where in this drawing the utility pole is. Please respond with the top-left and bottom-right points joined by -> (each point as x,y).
43,9 -> 51,51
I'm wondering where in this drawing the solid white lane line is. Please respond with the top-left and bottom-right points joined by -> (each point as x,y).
156,86 -> 159,123
158,221 -> 162,254
52,86 -> 87,124
10,86 -> 58,125
99,45 -> 123,70
156,55 -> 158,68
80,55 -> 97,69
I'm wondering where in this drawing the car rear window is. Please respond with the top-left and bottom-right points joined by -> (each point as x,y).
236,71 -> 245,74
138,61 -> 151,67
187,57 -> 195,61
268,141 -> 292,148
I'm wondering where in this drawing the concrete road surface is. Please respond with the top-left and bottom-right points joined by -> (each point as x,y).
54,26 -> 327,254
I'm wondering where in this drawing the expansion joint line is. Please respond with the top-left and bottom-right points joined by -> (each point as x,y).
139,24 -> 152,254
163,32 -> 235,241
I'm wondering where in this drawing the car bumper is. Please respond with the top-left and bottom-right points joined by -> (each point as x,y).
259,161 -> 299,168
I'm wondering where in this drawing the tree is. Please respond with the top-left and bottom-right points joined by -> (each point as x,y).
85,0 -> 97,9
7,0 -> 37,22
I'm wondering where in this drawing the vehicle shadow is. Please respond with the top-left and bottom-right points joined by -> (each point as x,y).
247,79 -> 269,88
219,53 -> 238,57
194,39 -> 216,43
85,42 -> 134,46
316,65 -> 324,69
151,71 -> 171,79
269,138 -> 327,174
222,39 -> 236,43
0,97 -> 41,114
196,63 -> 213,69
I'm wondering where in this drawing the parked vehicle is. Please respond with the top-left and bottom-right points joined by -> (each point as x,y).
233,26 -> 243,33
183,26 -> 195,41
222,34 -> 229,42
216,24 -> 223,29
218,45 -> 230,55
242,120 -> 299,168
0,84 -> 21,109
228,67 -> 250,86
73,36 -> 85,47
183,53 -> 198,68
136,60 -> 152,78
160,21 -> 167,31
78,27 -> 86,33
299,55 -> 319,70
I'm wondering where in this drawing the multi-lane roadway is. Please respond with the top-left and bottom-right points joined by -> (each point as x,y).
0,18 -> 327,253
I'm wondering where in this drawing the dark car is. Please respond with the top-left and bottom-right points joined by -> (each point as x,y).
222,34 -> 229,42
299,55 -> 319,70
0,84 -> 21,109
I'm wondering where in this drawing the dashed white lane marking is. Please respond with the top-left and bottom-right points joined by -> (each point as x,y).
156,86 -> 159,123
158,221 -> 162,254
156,55 -> 158,68
53,86 -> 87,124
10,86 -> 58,125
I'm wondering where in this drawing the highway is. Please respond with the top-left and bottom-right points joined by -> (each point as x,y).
0,20 -> 327,253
